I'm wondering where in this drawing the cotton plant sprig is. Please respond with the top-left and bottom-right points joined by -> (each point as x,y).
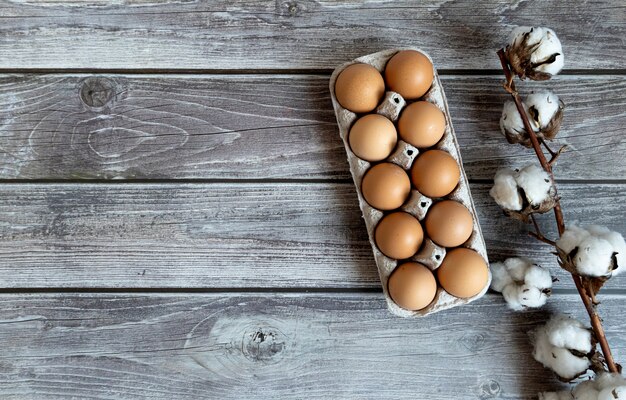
491,26 -> 623,383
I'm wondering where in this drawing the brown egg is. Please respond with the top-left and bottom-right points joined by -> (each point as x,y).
361,163 -> 411,210
425,200 -> 473,247
334,63 -> 385,113
375,212 -> 423,259
384,50 -> 434,100
388,262 -> 437,310
437,248 -> 489,298
349,114 -> 398,161
411,150 -> 460,198
398,101 -> 446,148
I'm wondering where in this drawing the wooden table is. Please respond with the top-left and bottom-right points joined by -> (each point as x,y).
0,1 -> 624,398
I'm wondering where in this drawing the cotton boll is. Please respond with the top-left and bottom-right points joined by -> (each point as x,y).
595,373 -> 626,391
588,225 -> 613,236
533,324 -> 554,363
500,100 -> 535,146
516,164 -> 552,206
587,225 -> 611,236
500,100 -> 528,134
505,257 -> 532,281
490,167 -> 523,211
525,264 -> 554,289
507,26 -> 564,80
526,91 -> 561,129
501,284 -> 523,310
603,231 -> 626,274
490,261 -> 514,292
588,225 -> 626,274
558,225 -> 626,279
490,164 -> 557,219
533,324 -> 591,380
533,315 -> 593,380
545,315 -> 592,354
557,374 -> 626,400
525,90 -> 564,140
508,26 -> 532,47
491,257 -> 552,310
557,225 -> 591,254
501,263 -> 552,310
598,386 -> 626,400
499,92 -> 564,146
539,391 -> 572,400
518,284 -> 549,309
543,341 -> 591,381
572,380 -> 600,400
528,28 -> 564,76
574,236 -> 615,277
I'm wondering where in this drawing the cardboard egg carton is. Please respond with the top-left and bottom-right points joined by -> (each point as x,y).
329,48 -> 491,317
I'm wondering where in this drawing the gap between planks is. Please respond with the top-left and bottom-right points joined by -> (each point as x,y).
0,288 -> 626,296
1,179 -> 626,185
0,69 -> 625,76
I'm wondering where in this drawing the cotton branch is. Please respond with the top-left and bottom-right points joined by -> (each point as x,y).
497,49 -> 619,374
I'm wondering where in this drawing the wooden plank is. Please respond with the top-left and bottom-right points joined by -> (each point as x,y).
0,1 -> 623,70
1,182 -> 625,289
1,74 -> 624,180
0,292 -> 624,399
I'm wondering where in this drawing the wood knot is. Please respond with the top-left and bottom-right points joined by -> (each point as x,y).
276,0 -> 311,17
460,332 -> 486,352
80,77 -> 115,108
478,379 -> 501,399
287,2 -> 299,16
242,326 -> 286,363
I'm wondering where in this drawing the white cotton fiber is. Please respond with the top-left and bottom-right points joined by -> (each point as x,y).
557,225 -> 591,254
516,164 -> 552,206
525,264 -> 554,290
545,315 -> 592,354
490,168 -> 523,211
573,236 -> 615,277
508,26 -> 564,76
490,257 -> 552,311
490,164 -> 553,212
490,262 -> 513,292
533,323 -> 591,380
542,373 -> 626,400
526,91 -> 561,129
505,257 -> 532,281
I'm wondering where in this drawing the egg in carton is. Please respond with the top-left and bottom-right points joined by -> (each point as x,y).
329,48 -> 491,317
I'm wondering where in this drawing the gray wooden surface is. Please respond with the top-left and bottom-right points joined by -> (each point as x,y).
1,293 -> 625,400
0,75 -> 624,180
1,183 -> 626,289
0,1 -> 624,70
0,0 -> 625,399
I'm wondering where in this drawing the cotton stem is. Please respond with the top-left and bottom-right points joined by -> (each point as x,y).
497,48 -> 618,374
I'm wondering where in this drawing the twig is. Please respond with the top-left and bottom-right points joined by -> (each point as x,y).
548,145 -> 568,166
529,231 -> 556,246
529,214 -> 557,246
541,139 -> 568,166
541,138 -> 558,157
497,49 -> 618,374
586,280 -> 600,306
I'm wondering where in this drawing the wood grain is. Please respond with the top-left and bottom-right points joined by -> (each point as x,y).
1,74 -> 624,180
0,0 -> 624,70
1,3 -> 624,398
0,292 -> 624,399
1,182 -> 624,289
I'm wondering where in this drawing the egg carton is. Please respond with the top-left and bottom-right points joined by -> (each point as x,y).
329,48 -> 491,317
